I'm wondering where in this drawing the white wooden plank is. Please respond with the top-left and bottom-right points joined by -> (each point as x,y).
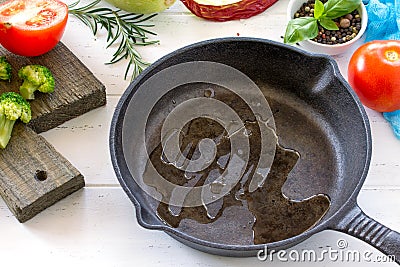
0,187 -> 398,266
61,0 -> 289,95
39,96 -> 118,185
364,108 -> 400,188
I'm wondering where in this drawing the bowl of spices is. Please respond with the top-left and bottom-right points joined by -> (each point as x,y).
286,0 -> 368,55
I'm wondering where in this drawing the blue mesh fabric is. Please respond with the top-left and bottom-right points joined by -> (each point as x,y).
364,0 -> 400,139
384,111 -> 400,139
365,0 -> 400,41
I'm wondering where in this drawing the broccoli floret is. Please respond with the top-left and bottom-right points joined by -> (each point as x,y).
0,92 -> 31,149
18,65 -> 55,100
0,56 -> 12,81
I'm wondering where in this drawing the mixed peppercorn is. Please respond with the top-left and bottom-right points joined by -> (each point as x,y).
294,0 -> 362,45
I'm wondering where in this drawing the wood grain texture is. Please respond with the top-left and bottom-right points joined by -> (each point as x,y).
0,124 -> 85,222
0,42 -> 107,133
0,41 -> 106,222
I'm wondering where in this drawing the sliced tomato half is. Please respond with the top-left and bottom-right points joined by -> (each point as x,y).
0,0 -> 68,57
181,0 -> 278,22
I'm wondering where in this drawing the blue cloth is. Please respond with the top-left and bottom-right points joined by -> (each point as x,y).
364,0 -> 400,139
383,111 -> 400,139
364,0 -> 400,41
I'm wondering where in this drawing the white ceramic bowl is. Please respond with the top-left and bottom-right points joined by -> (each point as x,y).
287,0 -> 368,55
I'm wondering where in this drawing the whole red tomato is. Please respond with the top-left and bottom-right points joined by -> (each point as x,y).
0,0 -> 68,57
348,40 -> 400,112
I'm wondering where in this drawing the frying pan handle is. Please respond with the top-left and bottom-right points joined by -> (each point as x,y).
332,204 -> 400,264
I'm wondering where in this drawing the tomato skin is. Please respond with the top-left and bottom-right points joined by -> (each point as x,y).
0,0 -> 68,57
348,40 -> 400,112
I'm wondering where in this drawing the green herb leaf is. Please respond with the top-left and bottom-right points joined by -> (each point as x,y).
319,18 -> 339,30
314,0 -> 325,19
68,0 -> 159,81
323,0 -> 361,19
284,17 -> 319,44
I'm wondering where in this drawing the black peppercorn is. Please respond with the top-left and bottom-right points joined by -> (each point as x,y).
293,3 -> 362,45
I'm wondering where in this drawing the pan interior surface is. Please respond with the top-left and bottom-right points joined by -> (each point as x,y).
115,39 -> 371,253
139,81 -> 331,246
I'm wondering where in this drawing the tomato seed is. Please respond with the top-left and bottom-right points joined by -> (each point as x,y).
385,51 -> 399,62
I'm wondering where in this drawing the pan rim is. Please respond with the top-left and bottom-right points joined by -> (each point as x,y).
109,37 -> 372,253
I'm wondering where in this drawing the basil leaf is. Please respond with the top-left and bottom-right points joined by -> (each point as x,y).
314,0 -> 324,19
319,18 -> 339,30
324,0 -> 361,19
284,17 -> 319,44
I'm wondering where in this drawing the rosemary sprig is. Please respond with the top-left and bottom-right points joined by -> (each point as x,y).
68,0 -> 159,80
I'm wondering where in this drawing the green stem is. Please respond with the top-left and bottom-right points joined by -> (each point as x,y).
0,115 -> 16,149
68,0 -> 159,81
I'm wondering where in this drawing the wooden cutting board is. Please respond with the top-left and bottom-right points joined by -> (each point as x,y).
0,42 -> 106,222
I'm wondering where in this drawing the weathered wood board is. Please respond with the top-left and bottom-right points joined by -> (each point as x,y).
0,124 -> 85,222
0,42 -> 106,222
0,42 -> 107,133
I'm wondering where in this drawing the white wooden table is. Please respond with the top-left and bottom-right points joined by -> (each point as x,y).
1,0 -> 399,266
